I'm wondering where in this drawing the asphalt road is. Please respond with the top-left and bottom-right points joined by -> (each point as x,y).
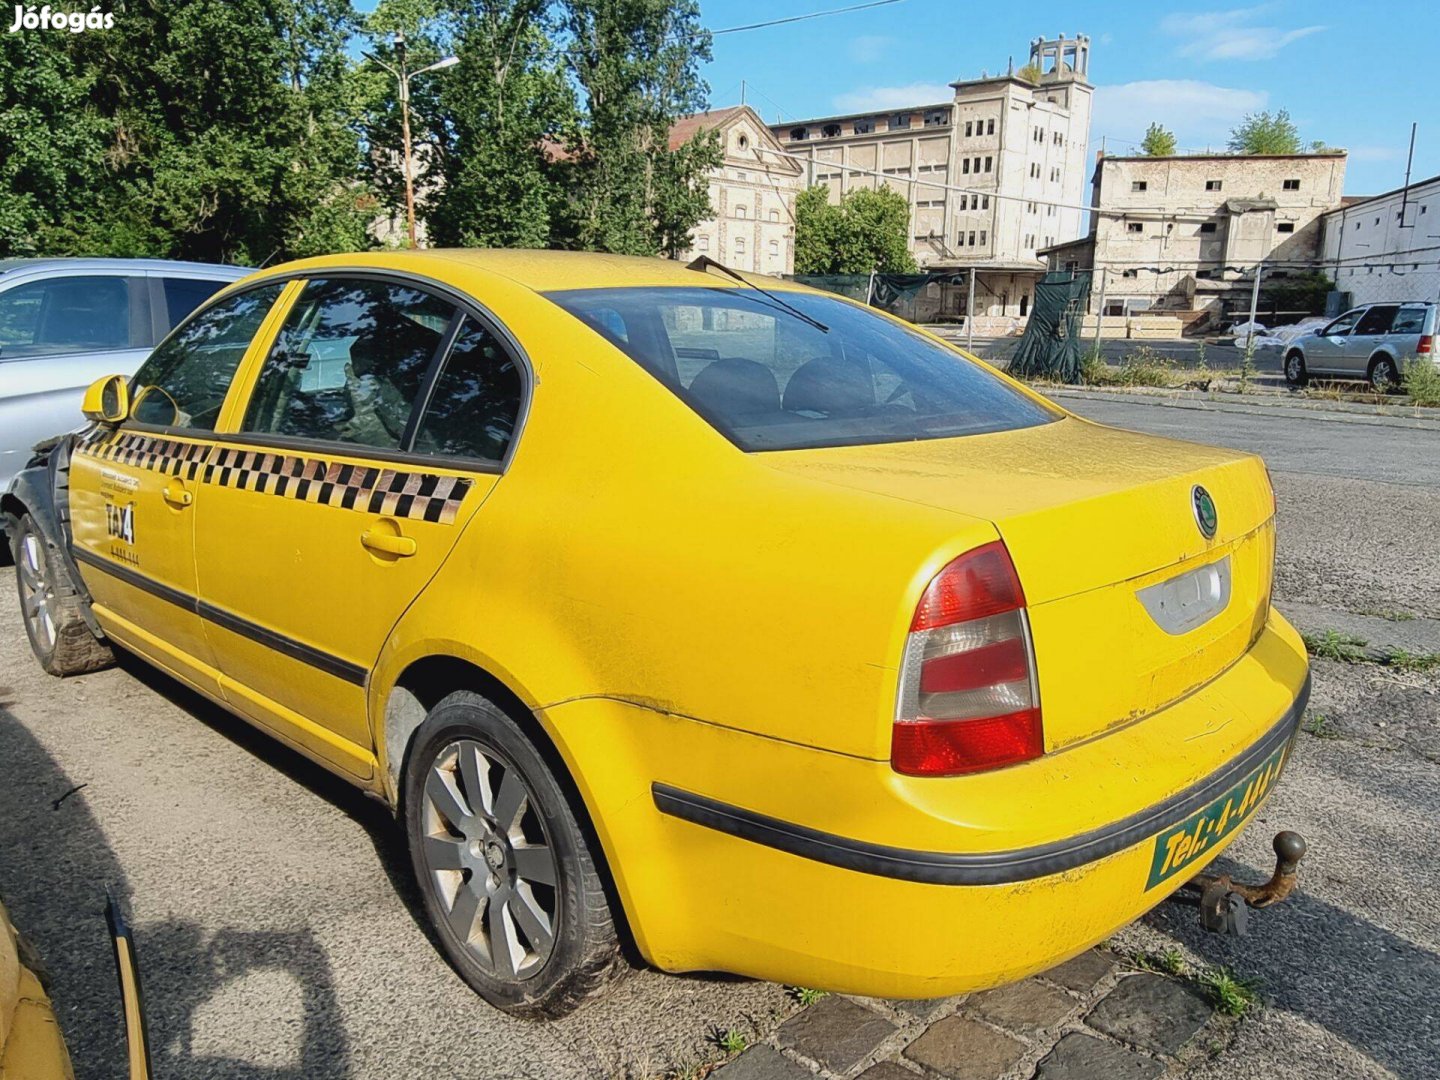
0,394 -> 1435,1079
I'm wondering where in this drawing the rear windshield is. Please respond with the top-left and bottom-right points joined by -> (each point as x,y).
546,286 -> 1058,451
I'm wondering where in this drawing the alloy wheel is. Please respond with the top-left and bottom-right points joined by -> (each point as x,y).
419,738 -> 560,979
17,532 -> 57,655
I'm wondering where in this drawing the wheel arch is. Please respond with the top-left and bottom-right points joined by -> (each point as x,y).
380,651 -> 639,955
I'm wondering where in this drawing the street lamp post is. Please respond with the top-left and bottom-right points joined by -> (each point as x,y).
365,33 -> 458,248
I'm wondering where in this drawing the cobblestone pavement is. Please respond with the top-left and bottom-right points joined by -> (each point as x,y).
717,950 -> 1218,1080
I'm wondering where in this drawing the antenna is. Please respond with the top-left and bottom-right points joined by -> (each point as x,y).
1399,121 -> 1418,229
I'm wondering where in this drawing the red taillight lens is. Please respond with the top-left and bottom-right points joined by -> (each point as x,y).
893,542 -> 1044,777
1419,334 -> 1433,355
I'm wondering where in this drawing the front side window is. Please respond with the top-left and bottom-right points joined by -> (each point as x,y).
547,287 -> 1058,451
0,275 -> 131,358
411,317 -> 522,462
130,284 -> 282,430
243,278 -> 455,449
1323,309 -> 1364,337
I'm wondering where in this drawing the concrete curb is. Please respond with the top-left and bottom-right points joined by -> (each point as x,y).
1276,601 -> 1440,661
1042,386 -> 1440,431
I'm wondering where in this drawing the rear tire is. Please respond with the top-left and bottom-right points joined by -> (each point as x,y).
403,690 -> 623,1019
10,513 -> 114,677
1283,350 -> 1308,388
1369,355 -> 1400,393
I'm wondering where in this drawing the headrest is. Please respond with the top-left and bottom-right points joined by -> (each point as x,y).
782,356 -> 875,416
688,357 -> 781,418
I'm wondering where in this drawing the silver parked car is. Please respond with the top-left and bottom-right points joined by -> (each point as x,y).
0,258 -> 250,490
1283,301 -> 1438,390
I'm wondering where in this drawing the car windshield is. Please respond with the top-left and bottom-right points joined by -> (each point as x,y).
546,286 -> 1059,451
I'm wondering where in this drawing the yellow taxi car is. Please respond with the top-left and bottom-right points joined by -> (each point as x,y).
5,251 -> 1310,1019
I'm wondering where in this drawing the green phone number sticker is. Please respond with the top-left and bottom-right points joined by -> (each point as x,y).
1146,743 -> 1289,891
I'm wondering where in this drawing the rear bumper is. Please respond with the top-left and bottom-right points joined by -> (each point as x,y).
543,613 -> 1311,998
652,677 -> 1306,887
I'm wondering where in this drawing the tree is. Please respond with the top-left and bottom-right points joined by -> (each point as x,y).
62,0 -> 374,263
1139,122 -> 1176,156
555,0 -> 722,256
1227,109 -> 1302,155
0,29 -> 111,255
421,1 -> 575,248
794,185 -> 917,275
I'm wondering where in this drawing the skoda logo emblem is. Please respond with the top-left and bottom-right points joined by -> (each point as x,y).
1192,485 -> 1218,539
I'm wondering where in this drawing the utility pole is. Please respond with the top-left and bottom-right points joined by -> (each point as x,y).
966,270 -> 977,353
396,33 -> 416,248
1091,267 -> 1106,355
364,34 -> 459,249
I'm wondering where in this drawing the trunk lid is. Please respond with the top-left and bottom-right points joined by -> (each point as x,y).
768,416 -> 1276,751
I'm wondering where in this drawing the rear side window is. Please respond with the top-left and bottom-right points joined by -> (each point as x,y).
243,278 -> 455,450
131,284 -> 283,430
0,275 -> 131,357
163,277 -> 227,327
547,286 -> 1057,451
411,317 -> 522,462
1355,305 -> 1398,336
1390,306 -> 1428,336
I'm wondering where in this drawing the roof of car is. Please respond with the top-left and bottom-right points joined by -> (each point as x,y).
256,249 -> 796,295
0,257 -> 251,278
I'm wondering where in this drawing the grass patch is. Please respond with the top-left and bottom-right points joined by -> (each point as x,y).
1198,966 -> 1261,1017
1302,629 -> 1368,663
1302,712 -> 1340,739
1131,947 -> 1188,975
1357,607 -> 1417,622
1080,345 -> 1185,389
712,1029 -> 748,1057
1385,649 -> 1440,674
1402,358 -> 1440,407
788,986 -> 828,1007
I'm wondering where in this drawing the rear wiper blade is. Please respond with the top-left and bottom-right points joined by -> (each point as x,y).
687,255 -> 829,333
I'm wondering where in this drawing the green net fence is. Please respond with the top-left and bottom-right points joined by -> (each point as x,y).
1006,272 -> 1092,382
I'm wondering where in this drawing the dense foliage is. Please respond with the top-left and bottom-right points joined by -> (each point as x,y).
0,0 -> 721,262
794,185 -> 917,275
1139,122 -> 1176,156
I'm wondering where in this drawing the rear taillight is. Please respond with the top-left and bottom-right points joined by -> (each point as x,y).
892,542 -> 1043,776
1418,334 -> 1433,355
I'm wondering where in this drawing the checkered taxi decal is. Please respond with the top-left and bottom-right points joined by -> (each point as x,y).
76,430 -> 473,525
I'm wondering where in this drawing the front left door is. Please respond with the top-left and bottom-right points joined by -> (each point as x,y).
69,283 -> 288,696
1306,307 -> 1363,374
191,276 -> 521,778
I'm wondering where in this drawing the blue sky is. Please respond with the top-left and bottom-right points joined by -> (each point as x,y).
700,0 -> 1432,196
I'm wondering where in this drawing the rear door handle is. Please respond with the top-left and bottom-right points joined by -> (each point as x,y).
161,484 -> 192,508
361,528 -> 417,558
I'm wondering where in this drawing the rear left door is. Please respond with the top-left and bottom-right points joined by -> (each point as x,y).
1346,304 -> 1398,375
190,275 -> 524,778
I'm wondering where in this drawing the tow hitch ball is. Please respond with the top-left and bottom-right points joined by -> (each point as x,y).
1176,831 -> 1307,936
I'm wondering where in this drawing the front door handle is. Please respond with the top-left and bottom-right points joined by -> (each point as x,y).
361,528 -> 417,558
161,484 -> 192,508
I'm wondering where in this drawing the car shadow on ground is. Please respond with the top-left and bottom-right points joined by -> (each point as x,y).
1145,855 -> 1438,1080
0,696 -> 355,1079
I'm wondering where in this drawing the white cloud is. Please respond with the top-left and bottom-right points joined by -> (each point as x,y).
1347,145 -> 1400,163
1161,7 -> 1325,61
832,82 -> 952,113
1091,80 -> 1268,151
848,35 -> 893,64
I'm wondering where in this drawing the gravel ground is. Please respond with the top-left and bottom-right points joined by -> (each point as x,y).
0,393 -> 1435,1079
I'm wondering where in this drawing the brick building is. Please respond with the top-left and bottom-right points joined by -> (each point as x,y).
769,34 -> 1093,325
1042,151 -> 1347,322
670,106 -> 804,275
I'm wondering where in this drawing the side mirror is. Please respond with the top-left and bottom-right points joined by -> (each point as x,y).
82,375 -> 130,424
